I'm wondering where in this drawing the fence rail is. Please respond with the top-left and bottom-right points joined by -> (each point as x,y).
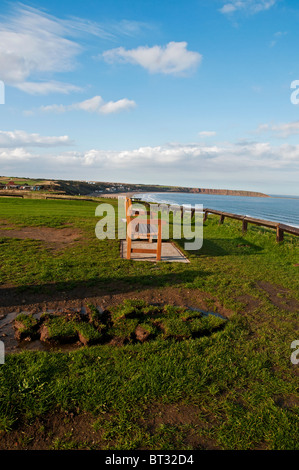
202,208 -> 299,242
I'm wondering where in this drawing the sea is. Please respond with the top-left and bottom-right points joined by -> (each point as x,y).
136,192 -> 299,228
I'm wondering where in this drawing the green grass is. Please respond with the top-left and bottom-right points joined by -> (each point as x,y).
42,316 -> 78,343
15,313 -> 38,331
1,316 -> 298,449
0,196 -> 298,450
74,322 -> 103,345
107,301 -> 226,342
14,313 -> 39,339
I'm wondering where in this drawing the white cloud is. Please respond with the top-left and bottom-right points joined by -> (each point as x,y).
1,140 -> 298,193
0,5 -> 81,93
0,147 -> 33,162
36,95 -> 136,115
220,1 -> 277,15
14,81 -> 82,95
198,131 -> 216,138
0,130 -> 72,147
4,140 -> 295,171
269,31 -> 287,48
221,4 -> 238,13
100,98 -> 136,114
257,121 -> 299,138
38,104 -> 68,114
2,139 -> 298,169
103,41 -> 202,75
0,5 -> 149,95
72,96 -> 104,112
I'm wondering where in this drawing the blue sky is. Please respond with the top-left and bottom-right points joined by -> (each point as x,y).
0,0 -> 299,195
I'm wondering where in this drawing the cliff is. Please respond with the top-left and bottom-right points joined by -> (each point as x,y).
189,188 -> 269,197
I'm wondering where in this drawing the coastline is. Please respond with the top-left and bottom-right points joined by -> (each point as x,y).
100,190 -> 299,201
102,191 -> 299,229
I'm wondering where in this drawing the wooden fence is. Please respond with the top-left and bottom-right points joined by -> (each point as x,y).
202,208 -> 299,242
135,199 -> 299,243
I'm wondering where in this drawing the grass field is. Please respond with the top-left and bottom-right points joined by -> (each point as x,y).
0,196 -> 298,450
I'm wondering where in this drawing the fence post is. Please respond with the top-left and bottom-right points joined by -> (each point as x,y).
219,214 -> 225,225
276,225 -> 284,243
242,218 -> 248,234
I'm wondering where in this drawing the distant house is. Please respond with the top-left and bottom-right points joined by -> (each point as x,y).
6,182 -> 19,189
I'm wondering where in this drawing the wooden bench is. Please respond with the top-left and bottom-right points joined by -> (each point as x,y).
125,198 -> 164,261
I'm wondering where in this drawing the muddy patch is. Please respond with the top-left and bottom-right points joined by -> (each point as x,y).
0,285 -> 234,318
0,225 -> 83,250
0,412 -> 104,450
236,294 -> 261,312
274,395 -> 299,409
141,403 -> 221,450
257,281 -> 299,312
145,404 -> 204,428
0,405 -> 222,450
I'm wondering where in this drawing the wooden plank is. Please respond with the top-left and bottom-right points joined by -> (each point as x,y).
243,216 -> 278,229
137,223 -> 158,235
126,233 -> 132,259
221,212 -> 244,220
278,223 -> 299,236
131,248 -> 157,254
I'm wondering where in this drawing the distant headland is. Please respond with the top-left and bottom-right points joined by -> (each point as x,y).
0,176 -> 269,198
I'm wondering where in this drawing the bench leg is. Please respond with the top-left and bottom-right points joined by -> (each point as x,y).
156,219 -> 162,261
126,228 -> 132,259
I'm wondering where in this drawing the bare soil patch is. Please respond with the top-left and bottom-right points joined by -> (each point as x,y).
257,281 -> 299,312
141,403 -> 221,450
0,285 -> 233,319
0,225 -> 82,250
0,412 -> 104,450
236,294 -> 261,311
0,404 -> 222,450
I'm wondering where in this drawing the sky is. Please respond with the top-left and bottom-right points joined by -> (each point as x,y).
0,0 -> 299,195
